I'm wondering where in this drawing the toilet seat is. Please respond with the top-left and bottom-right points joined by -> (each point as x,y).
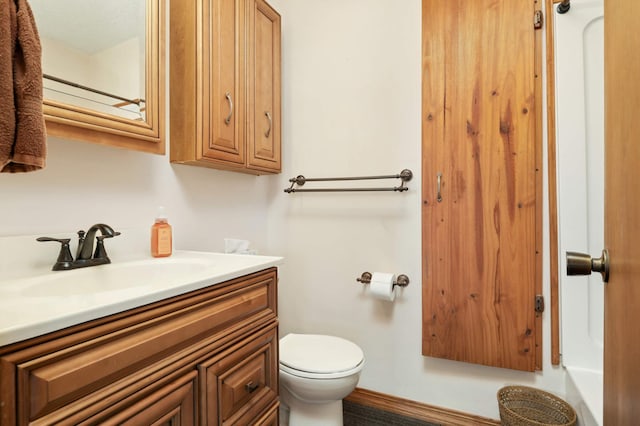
280,361 -> 364,379
279,333 -> 365,379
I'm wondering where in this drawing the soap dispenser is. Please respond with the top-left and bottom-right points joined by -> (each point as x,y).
151,206 -> 172,257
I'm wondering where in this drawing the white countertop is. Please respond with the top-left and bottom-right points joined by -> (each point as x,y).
0,250 -> 283,347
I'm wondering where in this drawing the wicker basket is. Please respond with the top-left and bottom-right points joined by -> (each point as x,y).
497,386 -> 577,426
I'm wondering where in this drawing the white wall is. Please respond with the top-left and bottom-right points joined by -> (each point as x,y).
554,2 -> 605,424
91,37 -> 143,106
266,0 -> 565,420
0,135 -> 274,254
41,37 -> 95,110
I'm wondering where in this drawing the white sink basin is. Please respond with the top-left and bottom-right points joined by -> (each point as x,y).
0,250 -> 283,346
20,257 -> 215,297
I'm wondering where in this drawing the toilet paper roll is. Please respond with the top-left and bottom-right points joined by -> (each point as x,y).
369,272 -> 396,301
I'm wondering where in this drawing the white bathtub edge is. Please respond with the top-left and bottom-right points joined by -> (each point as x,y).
565,366 -> 602,426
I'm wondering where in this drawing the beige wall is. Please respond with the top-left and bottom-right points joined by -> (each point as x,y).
266,0 -> 566,419
0,135 -> 273,253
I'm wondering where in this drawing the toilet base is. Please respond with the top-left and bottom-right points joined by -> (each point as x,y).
278,404 -> 289,426
283,398 -> 344,426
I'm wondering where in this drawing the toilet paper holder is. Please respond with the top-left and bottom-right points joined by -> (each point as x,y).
356,272 -> 410,288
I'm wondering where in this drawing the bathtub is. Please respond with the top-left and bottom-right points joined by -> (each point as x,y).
554,1 -> 604,424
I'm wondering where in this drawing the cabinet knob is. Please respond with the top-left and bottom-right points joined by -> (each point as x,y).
245,381 -> 260,393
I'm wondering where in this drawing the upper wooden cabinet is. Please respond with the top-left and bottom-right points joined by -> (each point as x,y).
170,0 -> 281,175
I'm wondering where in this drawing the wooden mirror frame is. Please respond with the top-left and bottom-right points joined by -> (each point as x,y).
43,0 -> 165,154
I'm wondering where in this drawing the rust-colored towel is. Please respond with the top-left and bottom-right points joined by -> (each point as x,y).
0,0 -> 17,168
1,0 -> 46,173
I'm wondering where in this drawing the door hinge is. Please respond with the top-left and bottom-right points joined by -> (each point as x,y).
534,10 -> 544,30
535,295 -> 545,313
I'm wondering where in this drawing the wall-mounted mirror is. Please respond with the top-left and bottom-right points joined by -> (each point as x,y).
30,0 -> 165,154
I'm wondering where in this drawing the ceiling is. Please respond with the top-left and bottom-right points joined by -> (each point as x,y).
29,0 -> 145,54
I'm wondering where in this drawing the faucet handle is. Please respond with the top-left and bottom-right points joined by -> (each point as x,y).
36,237 -> 74,270
36,236 -> 71,244
76,230 -> 86,258
94,236 -> 109,261
93,232 -> 121,261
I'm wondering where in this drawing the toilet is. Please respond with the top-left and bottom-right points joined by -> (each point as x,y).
278,333 -> 365,426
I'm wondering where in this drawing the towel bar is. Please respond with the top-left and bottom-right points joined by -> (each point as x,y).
43,74 -> 145,106
284,169 -> 412,193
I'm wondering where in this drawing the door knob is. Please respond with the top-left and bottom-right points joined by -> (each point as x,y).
566,249 -> 609,283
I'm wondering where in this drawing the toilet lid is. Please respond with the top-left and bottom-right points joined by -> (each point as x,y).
279,334 -> 364,374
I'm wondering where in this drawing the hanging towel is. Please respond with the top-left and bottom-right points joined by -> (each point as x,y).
1,0 -> 46,173
0,0 -> 17,168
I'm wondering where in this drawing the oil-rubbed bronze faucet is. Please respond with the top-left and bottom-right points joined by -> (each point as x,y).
37,224 -> 121,271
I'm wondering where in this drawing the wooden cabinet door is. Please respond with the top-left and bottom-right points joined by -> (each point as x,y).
199,325 -> 278,425
421,0 -> 540,371
95,372 -> 197,425
203,0 -> 245,164
246,0 -> 281,173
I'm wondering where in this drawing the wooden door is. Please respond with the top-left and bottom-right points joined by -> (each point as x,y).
246,0 -> 281,173
603,0 -> 640,422
204,0 -> 245,164
421,0 -> 540,371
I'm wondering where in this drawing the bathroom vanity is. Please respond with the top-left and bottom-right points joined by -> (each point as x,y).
0,252 -> 281,425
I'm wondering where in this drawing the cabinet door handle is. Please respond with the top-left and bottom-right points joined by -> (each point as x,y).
224,92 -> 233,125
245,381 -> 259,393
264,111 -> 272,138
437,172 -> 443,202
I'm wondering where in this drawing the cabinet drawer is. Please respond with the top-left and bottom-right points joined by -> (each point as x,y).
5,270 -> 277,424
199,324 -> 278,425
